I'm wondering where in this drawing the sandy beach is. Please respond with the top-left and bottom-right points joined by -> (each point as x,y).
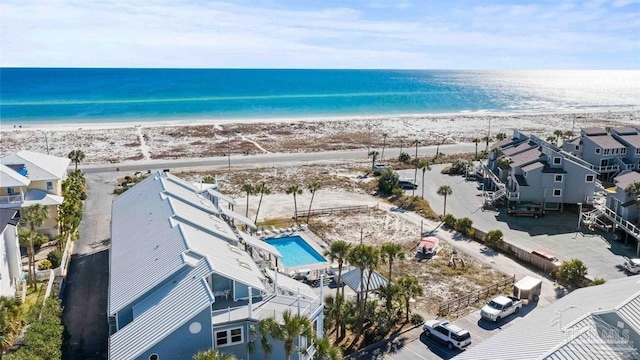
1,110 -> 638,164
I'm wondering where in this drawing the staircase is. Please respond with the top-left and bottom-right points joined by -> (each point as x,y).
480,162 -> 508,205
582,204 -> 640,243
486,187 -> 507,204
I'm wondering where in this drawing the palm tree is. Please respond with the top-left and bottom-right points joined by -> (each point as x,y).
437,185 -> 453,216
254,182 -> 272,224
286,185 -> 303,223
192,349 -> 236,360
380,243 -> 404,285
495,132 -> 507,141
381,133 -> 389,160
270,311 -> 312,360
563,130 -> 575,139
362,246 -> 380,307
368,151 -> 379,172
348,244 -> 379,336
347,244 -> 369,306
325,241 -> 351,297
397,276 -> 423,322
68,149 -> 86,171
0,296 -> 22,358
19,204 -> 50,289
241,183 -> 256,217
546,136 -> 556,144
202,175 -> 216,184
553,130 -> 564,146
306,182 -> 322,224
313,336 -> 342,360
250,318 -> 277,360
472,138 -> 480,159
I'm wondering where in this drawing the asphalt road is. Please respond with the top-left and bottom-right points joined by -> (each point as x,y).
62,173 -> 114,360
79,143 -> 476,174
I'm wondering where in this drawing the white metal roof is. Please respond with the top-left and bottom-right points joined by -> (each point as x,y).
239,231 -> 282,258
454,277 -> 640,360
220,205 -> 257,229
0,150 -> 70,181
341,268 -> 388,293
109,259 -> 214,360
207,188 -> 238,206
168,197 -> 234,242
265,269 -> 316,299
0,164 -> 30,187
181,226 -> 266,291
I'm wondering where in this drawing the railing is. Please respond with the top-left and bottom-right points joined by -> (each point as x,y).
486,187 -> 507,204
0,194 -> 23,205
596,204 -> 640,240
507,191 -> 520,201
437,275 -> 516,317
296,204 -> 373,219
591,164 -> 619,173
480,162 -> 504,190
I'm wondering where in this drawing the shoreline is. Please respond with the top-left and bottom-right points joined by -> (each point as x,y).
2,107 -> 639,132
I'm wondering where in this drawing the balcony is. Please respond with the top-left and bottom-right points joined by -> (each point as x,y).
507,192 -> 520,201
0,193 -> 24,207
212,293 -> 323,325
591,164 -> 619,173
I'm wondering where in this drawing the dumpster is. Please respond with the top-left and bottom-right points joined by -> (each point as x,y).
513,275 -> 542,303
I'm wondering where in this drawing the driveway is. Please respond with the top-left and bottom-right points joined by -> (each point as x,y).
397,164 -> 637,281
62,173 -> 114,360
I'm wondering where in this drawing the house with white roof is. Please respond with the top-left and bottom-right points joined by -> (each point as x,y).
0,151 -> 70,238
108,171 -> 323,360
454,276 -> 640,360
0,209 -> 22,297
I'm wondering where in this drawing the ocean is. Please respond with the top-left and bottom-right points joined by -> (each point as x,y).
1,69 -> 639,126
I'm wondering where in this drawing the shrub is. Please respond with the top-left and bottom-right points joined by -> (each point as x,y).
454,217 -> 474,237
6,298 -> 64,360
591,278 -> 606,286
483,229 -> 504,249
47,250 -> 63,269
391,187 -> 404,198
556,259 -> 588,289
442,214 -> 457,229
440,166 -> 452,174
377,169 -> 399,195
37,260 -> 52,270
448,159 -> 470,175
410,313 -> 424,325
398,152 -> 411,164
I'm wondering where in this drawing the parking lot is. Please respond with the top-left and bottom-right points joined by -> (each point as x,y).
397,164 -> 637,281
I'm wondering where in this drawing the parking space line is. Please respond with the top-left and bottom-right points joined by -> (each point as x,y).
397,344 -> 431,360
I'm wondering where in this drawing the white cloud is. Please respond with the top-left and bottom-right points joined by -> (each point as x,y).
0,0 -> 638,69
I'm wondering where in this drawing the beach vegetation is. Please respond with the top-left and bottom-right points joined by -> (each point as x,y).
556,259 -> 588,290
4,298 -> 64,360
0,297 -> 22,358
483,229 -> 504,249
46,250 -> 63,269
377,169 -> 399,195
442,213 -> 457,228
472,138 -> 481,159
454,217 -> 474,237
192,349 -> 236,360
497,156 -> 513,170
495,133 -> 507,141
312,336 -> 342,360
398,152 -> 410,164
624,181 -> 640,204
368,150 -> 379,172
201,175 -> 216,184
553,130 -> 564,145
269,310 -> 313,360
397,276 -> 423,322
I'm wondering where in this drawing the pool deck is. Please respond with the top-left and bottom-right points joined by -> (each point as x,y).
264,230 -> 330,274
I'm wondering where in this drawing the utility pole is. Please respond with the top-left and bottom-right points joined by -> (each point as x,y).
422,167 -> 426,199
227,132 -> 231,168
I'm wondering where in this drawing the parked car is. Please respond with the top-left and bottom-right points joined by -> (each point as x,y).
398,179 -> 418,189
481,295 -> 523,322
507,203 -> 545,218
624,258 -> 640,274
422,320 -> 472,350
373,163 -> 387,170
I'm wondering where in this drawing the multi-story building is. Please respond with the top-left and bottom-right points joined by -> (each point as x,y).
562,126 -> 640,180
108,171 -> 323,360
0,151 -> 70,238
0,209 -> 21,297
486,131 -> 597,210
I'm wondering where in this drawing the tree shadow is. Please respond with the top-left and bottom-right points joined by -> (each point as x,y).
479,246 -> 499,257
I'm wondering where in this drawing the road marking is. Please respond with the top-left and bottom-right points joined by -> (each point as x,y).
392,343 -> 431,360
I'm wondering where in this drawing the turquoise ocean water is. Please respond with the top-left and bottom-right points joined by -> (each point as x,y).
1,69 -> 639,126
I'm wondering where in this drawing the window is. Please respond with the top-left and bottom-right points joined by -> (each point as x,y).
46,181 -> 53,190
636,149 -> 640,155
621,148 -> 626,154
595,148 -> 601,154
575,145 -> 580,151
586,174 -> 594,183
553,189 -> 562,197
554,175 -> 563,182
553,157 -> 561,165
215,327 -> 243,347
604,149 -> 610,155
6,187 -> 16,195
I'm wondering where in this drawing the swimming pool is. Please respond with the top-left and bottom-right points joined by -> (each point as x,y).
265,235 -> 327,268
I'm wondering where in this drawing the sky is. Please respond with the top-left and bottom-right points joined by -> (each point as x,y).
1,0 -> 639,69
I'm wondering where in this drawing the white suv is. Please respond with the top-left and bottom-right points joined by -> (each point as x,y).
625,258 -> 640,274
423,320 -> 472,350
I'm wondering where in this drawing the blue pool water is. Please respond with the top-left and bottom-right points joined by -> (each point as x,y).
265,236 -> 326,268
